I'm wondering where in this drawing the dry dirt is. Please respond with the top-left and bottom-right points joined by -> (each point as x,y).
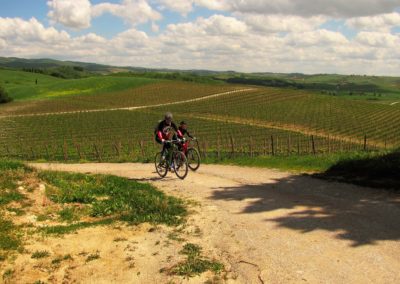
9,162 -> 400,284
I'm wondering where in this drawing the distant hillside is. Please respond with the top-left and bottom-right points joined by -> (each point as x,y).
1,57 -> 399,101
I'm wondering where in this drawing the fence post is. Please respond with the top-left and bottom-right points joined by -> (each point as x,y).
249,137 -> 253,157
93,144 -> 102,162
139,140 -> 145,159
271,135 -> 275,156
264,137 -> 267,156
230,135 -> 235,158
364,135 -> 367,151
217,135 -> 221,160
311,135 -> 316,155
63,140 -> 68,161
287,135 -> 291,156
297,136 -> 300,155
75,143 -> 83,160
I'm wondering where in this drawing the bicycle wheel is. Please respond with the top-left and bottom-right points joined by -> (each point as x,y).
173,151 -> 188,180
186,148 -> 201,171
154,152 -> 168,178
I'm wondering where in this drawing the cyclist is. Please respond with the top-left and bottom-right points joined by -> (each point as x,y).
155,112 -> 182,160
178,121 -> 195,153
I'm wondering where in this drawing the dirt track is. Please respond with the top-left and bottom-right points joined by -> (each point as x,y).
31,163 -> 400,283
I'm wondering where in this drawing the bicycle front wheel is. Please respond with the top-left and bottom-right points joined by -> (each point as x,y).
187,148 -> 201,171
173,151 -> 188,180
155,152 -> 168,178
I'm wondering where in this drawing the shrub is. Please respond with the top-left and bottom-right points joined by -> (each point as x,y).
0,85 -> 12,104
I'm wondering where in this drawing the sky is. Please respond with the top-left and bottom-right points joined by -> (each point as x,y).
0,0 -> 400,75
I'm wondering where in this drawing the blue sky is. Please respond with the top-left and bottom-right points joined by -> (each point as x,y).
0,0 -> 399,75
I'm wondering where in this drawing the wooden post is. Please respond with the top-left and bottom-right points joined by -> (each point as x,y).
217,135 -> 221,160
287,135 -> 291,156
271,135 -> 275,156
113,141 -> 121,158
249,137 -> 253,157
75,143 -> 83,160
230,135 -> 235,158
363,135 -> 367,151
63,140 -> 68,161
264,137 -> 267,156
139,140 -> 145,159
328,136 -> 331,154
311,135 -> 316,155
93,144 -> 102,162
297,136 -> 300,155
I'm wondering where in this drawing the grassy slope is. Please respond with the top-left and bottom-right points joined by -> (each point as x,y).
0,159 -> 186,262
0,69 -> 158,101
204,151 -> 387,173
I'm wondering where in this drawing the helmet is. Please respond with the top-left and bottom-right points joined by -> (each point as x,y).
165,112 -> 173,120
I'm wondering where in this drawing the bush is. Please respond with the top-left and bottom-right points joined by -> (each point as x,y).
0,85 -> 12,104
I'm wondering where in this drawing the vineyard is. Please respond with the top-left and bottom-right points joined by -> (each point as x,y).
0,73 -> 399,162
155,87 -> 400,148
0,81 -> 239,116
0,109 -> 367,162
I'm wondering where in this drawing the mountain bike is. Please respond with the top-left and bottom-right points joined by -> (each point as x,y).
181,137 -> 201,171
155,139 -> 188,180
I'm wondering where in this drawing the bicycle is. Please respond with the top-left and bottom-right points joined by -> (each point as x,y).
180,137 -> 201,171
155,139 -> 189,180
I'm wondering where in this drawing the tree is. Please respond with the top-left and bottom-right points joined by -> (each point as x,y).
0,85 -> 13,104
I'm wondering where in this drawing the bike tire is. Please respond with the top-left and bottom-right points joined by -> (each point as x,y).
173,151 -> 188,180
187,148 -> 201,171
155,152 -> 168,178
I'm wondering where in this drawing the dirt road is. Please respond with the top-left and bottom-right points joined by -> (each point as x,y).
31,163 -> 400,283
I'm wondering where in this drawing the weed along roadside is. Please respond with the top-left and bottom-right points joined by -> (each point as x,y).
0,160 -> 227,283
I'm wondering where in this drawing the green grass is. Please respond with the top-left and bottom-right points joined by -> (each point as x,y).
86,252 -> 100,262
40,219 -> 115,235
57,207 -> 79,223
0,217 -> 21,251
42,171 -> 186,225
204,151 -> 385,172
162,243 -> 224,277
31,250 -> 50,259
0,69 -> 158,101
316,150 -> 400,190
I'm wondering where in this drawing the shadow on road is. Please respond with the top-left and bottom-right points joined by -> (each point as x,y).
210,175 -> 400,246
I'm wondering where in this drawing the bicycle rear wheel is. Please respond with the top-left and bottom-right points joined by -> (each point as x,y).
155,152 -> 168,178
187,148 -> 201,171
173,151 -> 188,180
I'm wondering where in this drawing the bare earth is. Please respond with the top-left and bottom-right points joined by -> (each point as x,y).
27,163 -> 400,284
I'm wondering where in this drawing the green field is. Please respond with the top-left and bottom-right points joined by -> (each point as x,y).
0,69 -> 158,100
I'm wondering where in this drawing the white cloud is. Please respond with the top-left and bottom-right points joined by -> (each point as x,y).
195,0 -> 400,17
346,12 -> 400,31
92,0 -> 162,26
235,13 -> 327,33
0,17 -> 70,43
355,31 -> 399,47
157,0 -> 194,16
47,0 -> 92,29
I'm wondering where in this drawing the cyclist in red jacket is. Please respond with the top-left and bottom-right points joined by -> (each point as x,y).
155,112 -> 182,159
